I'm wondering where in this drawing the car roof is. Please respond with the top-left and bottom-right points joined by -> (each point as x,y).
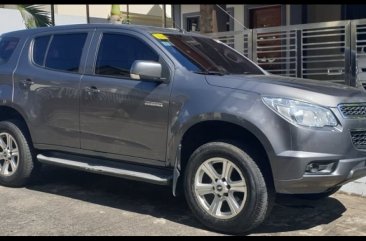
1,23 -> 208,39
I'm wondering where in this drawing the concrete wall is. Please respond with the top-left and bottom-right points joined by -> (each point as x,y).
54,5 -> 87,18
122,4 -> 172,18
0,8 -> 88,35
1,5 -> 172,26
88,5 -> 111,19
180,4 -> 200,15
54,14 -> 87,26
0,8 -> 26,35
54,4 -> 172,19
180,4 -> 199,28
290,5 -> 303,25
227,4 -> 245,31
180,4 -> 246,30
227,5 -> 245,53
306,4 -> 342,23
179,4 -> 344,30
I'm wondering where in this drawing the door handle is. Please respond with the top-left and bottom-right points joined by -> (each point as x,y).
85,86 -> 100,94
21,79 -> 34,87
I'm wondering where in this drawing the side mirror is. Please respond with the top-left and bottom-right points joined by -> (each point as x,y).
130,60 -> 167,83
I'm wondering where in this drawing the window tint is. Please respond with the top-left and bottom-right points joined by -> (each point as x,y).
45,33 -> 87,72
33,35 -> 51,66
154,33 -> 263,75
95,33 -> 159,78
0,37 -> 19,64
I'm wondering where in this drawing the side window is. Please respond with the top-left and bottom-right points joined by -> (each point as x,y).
44,33 -> 87,73
95,33 -> 159,78
33,35 -> 51,66
0,37 -> 19,64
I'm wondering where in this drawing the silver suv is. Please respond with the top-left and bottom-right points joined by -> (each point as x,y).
0,24 -> 366,234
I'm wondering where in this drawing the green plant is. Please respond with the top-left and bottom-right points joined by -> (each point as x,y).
17,4 -> 52,29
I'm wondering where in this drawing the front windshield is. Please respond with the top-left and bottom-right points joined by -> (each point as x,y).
152,33 -> 263,75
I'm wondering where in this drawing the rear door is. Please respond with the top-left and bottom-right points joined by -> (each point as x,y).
13,29 -> 93,149
79,29 -> 173,165
0,36 -> 22,102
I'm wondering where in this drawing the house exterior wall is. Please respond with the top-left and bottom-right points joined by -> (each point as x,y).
54,5 -> 87,17
181,4 -> 200,16
0,4 -> 172,27
229,4 -> 245,31
306,4 -> 342,23
54,4 -> 171,18
88,5 -> 110,19
0,8 -> 26,34
0,8 -> 87,34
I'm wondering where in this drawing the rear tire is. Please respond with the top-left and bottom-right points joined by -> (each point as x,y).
0,120 -> 36,187
184,142 -> 273,234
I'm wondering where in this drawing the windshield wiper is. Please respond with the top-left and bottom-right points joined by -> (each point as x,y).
193,70 -> 228,76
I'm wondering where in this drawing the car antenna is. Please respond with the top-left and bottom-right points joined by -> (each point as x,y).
172,21 -> 186,34
215,4 -> 248,30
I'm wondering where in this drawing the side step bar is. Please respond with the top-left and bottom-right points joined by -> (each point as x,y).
37,154 -> 173,186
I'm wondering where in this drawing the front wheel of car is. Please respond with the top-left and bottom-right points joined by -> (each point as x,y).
184,142 -> 273,234
0,120 -> 36,187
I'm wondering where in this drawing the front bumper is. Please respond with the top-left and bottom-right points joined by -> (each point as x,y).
275,153 -> 366,194
271,106 -> 366,194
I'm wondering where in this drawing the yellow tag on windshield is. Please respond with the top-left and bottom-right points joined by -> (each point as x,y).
152,33 -> 168,40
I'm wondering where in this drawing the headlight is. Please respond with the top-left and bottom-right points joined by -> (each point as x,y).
262,97 -> 338,128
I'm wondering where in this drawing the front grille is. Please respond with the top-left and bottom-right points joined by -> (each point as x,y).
351,130 -> 366,149
338,104 -> 366,118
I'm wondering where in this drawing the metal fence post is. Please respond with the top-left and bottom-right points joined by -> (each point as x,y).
345,21 -> 352,86
349,21 -> 357,87
247,30 -> 253,60
296,29 -> 302,78
252,29 -> 257,63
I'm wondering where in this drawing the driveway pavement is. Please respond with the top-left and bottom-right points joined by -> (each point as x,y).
0,165 -> 365,236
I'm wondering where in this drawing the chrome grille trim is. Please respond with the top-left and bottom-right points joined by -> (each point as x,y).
338,103 -> 366,118
350,130 -> 366,149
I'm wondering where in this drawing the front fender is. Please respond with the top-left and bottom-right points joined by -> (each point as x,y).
167,111 -> 277,169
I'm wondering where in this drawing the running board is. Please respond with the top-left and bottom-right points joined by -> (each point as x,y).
37,153 -> 172,185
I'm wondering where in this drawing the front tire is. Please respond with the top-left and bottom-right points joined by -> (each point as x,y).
184,142 -> 273,234
0,120 -> 36,187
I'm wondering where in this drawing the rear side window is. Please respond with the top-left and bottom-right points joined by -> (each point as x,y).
34,33 -> 87,73
0,37 -> 19,64
33,35 -> 51,66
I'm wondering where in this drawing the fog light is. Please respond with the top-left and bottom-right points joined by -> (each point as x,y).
305,161 -> 337,174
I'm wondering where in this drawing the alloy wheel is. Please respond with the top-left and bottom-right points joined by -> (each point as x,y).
194,157 -> 247,219
0,132 -> 19,176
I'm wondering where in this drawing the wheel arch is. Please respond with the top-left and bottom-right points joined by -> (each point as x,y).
0,104 -> 33,144
171,115 -> 276,196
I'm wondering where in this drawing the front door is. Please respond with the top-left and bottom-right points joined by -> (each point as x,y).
79,30 -> 172,164
249,5 -> 282,29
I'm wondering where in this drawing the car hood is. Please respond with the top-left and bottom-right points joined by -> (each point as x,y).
206,74 -> 366,107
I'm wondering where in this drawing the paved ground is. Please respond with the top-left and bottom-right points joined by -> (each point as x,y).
1,165 -> 365,236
